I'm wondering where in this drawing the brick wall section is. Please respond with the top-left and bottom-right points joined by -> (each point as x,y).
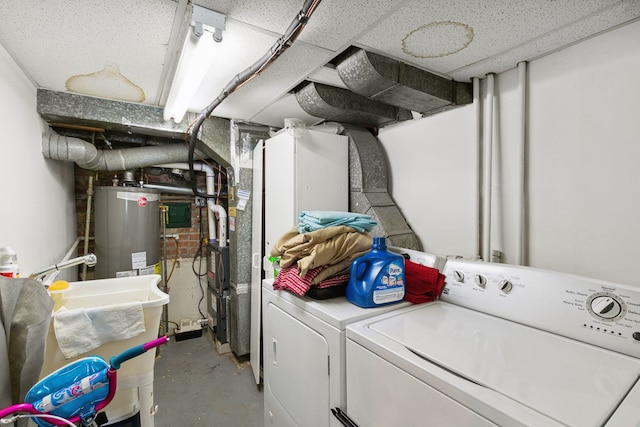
75,166 -> 225,266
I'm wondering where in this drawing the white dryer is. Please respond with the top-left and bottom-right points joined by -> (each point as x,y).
262,248 -> 445,427
346,258 -> 640,426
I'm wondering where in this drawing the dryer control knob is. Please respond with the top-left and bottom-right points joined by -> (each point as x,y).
475,274 -> 487,288
453,271 -> 464,282
499,280 -> 513,293
633,332 -> 640,341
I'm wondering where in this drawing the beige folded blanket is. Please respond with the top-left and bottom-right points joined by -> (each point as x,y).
271,225 -> 372,282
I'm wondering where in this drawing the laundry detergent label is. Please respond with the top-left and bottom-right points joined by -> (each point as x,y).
372,261 -> 405,304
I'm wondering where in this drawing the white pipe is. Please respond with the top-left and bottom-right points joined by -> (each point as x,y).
482,74 -> 495,262
515,61 -> 528,265
62,237 -> 82,262
155,162 -> 219,244
208,201 -> 228,247
82,175 -> 94,280
473,77 -> 482,259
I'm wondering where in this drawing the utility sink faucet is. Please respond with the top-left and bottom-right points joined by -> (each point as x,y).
29,253 -> 97,286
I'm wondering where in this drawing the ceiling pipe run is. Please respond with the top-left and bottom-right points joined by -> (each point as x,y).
42,132 -> 197,171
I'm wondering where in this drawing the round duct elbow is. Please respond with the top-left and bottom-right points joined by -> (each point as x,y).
42,133 -> 99,167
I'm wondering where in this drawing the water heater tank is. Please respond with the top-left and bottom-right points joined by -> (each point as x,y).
94,186 -> 160,279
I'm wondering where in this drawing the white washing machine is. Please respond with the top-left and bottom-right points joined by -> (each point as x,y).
345,258 -> 640,426
262,247 -> 445,427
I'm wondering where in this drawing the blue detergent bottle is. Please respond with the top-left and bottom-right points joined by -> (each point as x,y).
346,237 -> 405,308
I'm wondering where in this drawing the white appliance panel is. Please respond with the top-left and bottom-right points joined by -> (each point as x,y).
264,128 -> 348,258
250,140 -> 264,384
346,260 -> 640,426
262,248 -> 445,427
440,259 -> 640,358
365,302 -> 640,427
347,340 -> 497,427
265,304 -> 331,427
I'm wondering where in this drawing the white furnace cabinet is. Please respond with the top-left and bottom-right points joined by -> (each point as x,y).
264,128 -> 349,256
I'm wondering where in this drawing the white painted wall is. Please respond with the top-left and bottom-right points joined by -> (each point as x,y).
0,43 -> 76,279
379,20 -> 640,287
165,257 -> 209,330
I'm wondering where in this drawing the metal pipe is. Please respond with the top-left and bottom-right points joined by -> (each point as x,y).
42,133 -> 203,171
29,254 -> 97,284
142,183 -> 205,195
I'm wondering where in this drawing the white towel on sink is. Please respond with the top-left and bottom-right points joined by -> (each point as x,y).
53,302 -> 145,359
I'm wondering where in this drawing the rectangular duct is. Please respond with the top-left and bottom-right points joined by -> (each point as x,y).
335,47 -> 472,116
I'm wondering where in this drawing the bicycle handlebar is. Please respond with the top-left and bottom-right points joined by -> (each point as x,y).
110,336 -> 168,370
0,336 -> 169,425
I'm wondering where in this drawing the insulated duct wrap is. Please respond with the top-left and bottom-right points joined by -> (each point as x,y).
42,133 -> 192,171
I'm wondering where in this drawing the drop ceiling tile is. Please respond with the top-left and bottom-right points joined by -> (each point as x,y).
0,0 -> 177,104
197,0 -> 407,52
355,0 -> 628,79
447,0 -> 640,80
197,39 -> 334,123
251,93 -> 324,128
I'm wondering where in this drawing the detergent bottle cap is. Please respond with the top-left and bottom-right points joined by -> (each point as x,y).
371,237 -> 387,251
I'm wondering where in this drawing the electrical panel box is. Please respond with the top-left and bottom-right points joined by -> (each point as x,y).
165,202 -> 191,228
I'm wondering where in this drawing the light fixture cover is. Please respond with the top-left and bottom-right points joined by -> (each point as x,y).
163,6 -> 226,123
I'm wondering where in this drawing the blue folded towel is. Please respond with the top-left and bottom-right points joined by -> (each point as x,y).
298,211 -> 377,233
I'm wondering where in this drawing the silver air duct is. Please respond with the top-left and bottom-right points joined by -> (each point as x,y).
42,133 -> 193,171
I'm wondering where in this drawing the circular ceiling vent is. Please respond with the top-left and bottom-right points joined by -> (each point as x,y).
402,21 -> 474,59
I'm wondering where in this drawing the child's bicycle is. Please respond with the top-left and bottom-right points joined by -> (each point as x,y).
0,336 -> 168,427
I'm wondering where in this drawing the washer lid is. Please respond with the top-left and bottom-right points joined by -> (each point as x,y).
369,302 -> 640,427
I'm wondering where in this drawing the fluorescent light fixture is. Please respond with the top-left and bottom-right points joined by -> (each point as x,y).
163,5 -> 226,123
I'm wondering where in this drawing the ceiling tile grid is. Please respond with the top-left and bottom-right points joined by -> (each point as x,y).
0,0 -> 177,104
354,0 -> 629,79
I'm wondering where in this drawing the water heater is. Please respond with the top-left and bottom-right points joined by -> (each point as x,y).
94,186 -> 160,279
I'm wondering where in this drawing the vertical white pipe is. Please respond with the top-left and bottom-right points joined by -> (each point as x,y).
473,77 -> 482,259
515,61 -> 528,265
82,175 -> 94,280
482,74 -> 495,262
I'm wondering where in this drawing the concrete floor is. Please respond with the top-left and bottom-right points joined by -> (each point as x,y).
153,332 -> 263,426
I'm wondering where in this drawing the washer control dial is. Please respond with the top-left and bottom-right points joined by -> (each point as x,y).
475,274 -> 487,288
586,292 -> 626,321
453,270 -> 464,282
499,280 -> 513,294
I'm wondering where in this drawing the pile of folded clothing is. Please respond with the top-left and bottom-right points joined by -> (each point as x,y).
271,211 -> 376,299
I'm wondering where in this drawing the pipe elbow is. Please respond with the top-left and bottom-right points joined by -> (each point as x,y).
42,133 -> 101,169
208,200 -> 227,218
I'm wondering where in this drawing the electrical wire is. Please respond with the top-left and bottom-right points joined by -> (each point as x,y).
186,0 -> 323,197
